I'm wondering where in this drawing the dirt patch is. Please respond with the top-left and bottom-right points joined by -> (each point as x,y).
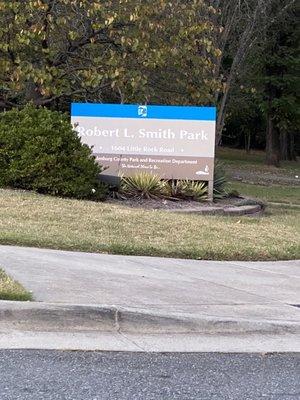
107,197 -> 239,210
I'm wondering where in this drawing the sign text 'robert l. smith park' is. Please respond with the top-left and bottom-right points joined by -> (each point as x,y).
71,103 -> 216,181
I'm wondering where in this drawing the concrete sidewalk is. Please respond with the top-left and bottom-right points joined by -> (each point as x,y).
0,245 -> 299,352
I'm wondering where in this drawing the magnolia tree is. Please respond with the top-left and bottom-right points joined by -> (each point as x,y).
0,0 -> 220,108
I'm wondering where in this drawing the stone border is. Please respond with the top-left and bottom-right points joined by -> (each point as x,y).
167,204 -> 263,216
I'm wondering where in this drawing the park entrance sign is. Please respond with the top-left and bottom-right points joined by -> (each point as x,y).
71,103 -> 216,195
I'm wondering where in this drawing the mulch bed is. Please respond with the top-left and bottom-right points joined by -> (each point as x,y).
108,196 -> 246,211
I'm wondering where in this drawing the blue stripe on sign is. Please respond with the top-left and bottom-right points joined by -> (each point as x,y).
71,103 -> 216,121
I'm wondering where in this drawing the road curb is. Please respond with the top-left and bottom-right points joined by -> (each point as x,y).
1,301 -> 299,335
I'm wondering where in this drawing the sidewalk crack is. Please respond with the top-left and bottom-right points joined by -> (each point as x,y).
117,331 -> 147,352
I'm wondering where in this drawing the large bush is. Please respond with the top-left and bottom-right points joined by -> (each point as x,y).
0,105 -> 107,200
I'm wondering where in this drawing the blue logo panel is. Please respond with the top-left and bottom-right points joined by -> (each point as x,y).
71,103 -> 216,121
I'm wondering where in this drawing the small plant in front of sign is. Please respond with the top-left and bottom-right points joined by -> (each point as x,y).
213,160 -> 229,199
120,173 -> 209,202
173,180 -> 208,202
119,173 -> 213,202
120,173 -> 169,199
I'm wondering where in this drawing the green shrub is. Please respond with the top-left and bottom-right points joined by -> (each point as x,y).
184,180 -> 207,201
0,105 -> 107,200
168,180 -> 183,199
120,173 -> 208,202
213,160 -> 229,199
169,179 -> 207,201
120,173 -> 169,199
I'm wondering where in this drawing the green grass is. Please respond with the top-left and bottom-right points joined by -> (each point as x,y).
0,188 -> 299,261
217,147 -> 299,171
0,268 -> 32,301
218,147 -> 300,205
231,182 -> 300,205
217,147 -> 300,187
0,148 -> 298,262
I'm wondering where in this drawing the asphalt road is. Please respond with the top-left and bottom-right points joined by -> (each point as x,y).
0,351 -> 299,400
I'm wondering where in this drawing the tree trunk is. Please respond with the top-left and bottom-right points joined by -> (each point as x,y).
245,132 -> 251,153
279,131 -> 298,161
265,109 -> 280,166
215,80 -> 231,146
280,131 -> 288,160
287,132 -> 297,161
215,94 -> 226,146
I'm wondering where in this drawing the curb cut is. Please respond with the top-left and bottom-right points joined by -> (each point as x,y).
1,301 -> 299,335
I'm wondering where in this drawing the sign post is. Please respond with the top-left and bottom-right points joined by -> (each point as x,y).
71,103 -> 216,201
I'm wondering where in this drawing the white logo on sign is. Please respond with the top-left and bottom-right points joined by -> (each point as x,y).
196,165 -> 209,176
138,105 -> 148,117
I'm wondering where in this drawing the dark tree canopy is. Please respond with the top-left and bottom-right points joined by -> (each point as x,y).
0,0 -> 298,165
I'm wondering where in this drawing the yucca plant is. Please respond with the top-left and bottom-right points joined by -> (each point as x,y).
168,179 -> 207,202
213,160 -> 229,199
181,180 -> 208,201
168,180 -> 185,199
120,172 -> 169,199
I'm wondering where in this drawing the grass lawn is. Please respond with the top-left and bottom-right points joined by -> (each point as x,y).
0,149 -> 298,262
217,147 -> 300,187
217,147 -> 299,172
231,182 -> 300,205
0,188 -> 299,261
219,147 -> 300,204
0,268 -> 32,301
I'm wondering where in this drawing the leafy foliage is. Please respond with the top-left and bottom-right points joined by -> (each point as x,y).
223,0 -> 299,163
0,105 -> 107,200
120,173 -> 208,202
0,0 -> 220,108
213,160 -> 229,199
120,173 -> 169,199
169,180 -> 207,202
